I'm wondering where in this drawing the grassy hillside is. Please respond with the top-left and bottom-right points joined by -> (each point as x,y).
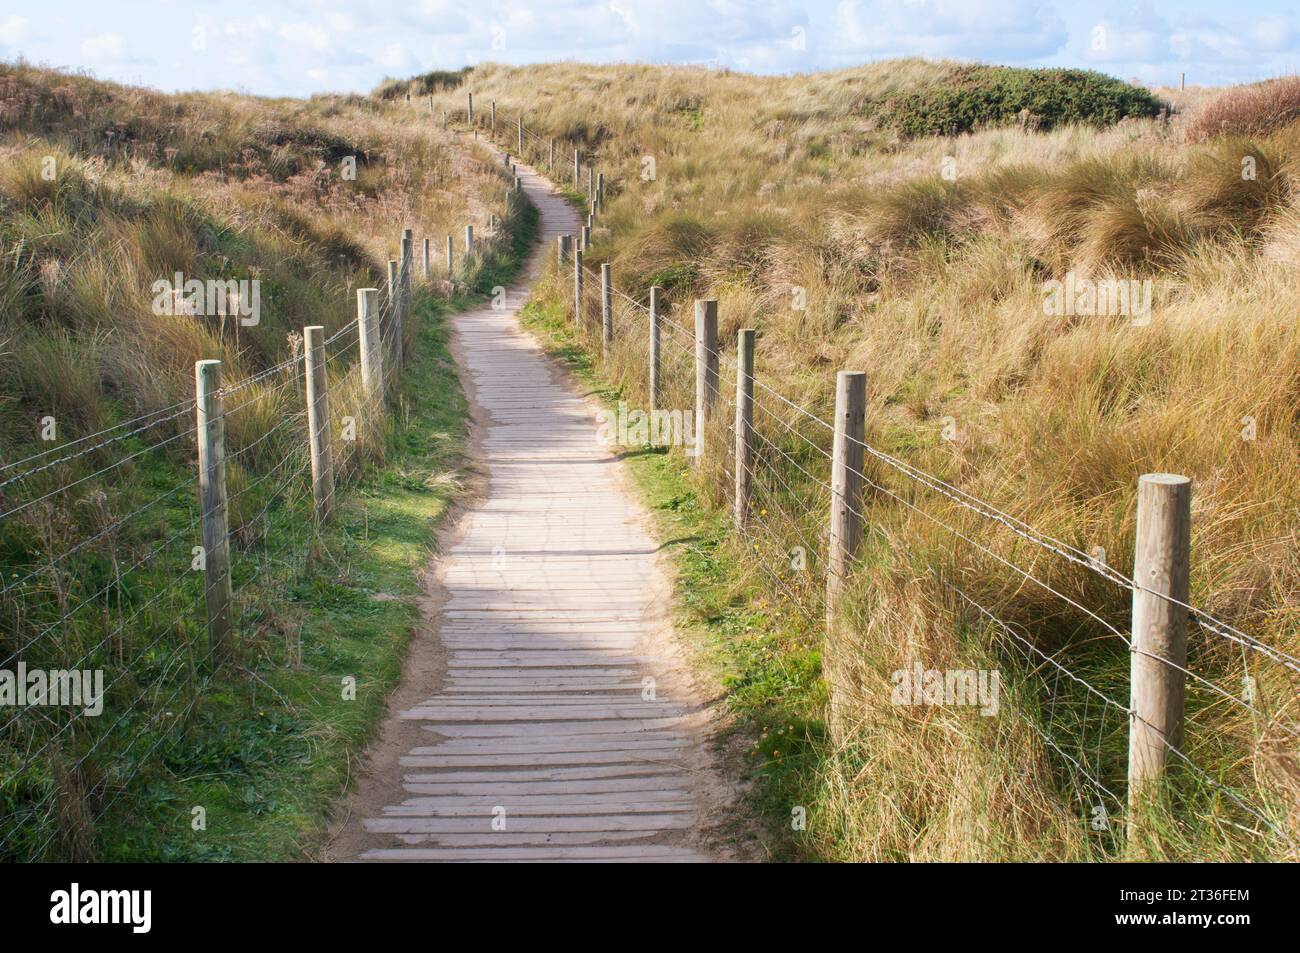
0,62 -> 525,859
424,62 -> 1300,860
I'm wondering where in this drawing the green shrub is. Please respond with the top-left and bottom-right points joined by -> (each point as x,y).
866,66 -> 1166,137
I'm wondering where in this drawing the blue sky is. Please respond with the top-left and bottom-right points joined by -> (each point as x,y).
2,1 -> 1297,97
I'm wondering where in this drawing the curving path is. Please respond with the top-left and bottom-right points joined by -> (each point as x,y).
337,146 -> 725,862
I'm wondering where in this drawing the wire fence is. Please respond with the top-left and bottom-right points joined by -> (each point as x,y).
463,98 -> 1298,857
0,142 -> 524,859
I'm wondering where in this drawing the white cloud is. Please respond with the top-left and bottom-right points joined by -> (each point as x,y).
834,0 -> 1067,60
0,15 -> 30,46
81,32 -> 126,61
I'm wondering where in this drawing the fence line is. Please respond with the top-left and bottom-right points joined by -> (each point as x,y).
0,140 -> 526,859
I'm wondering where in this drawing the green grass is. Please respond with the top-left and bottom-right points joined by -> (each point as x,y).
94,290 -> 465,861
517,293 -> 830,861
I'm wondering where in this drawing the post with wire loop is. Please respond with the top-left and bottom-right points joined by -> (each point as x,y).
356,288 -> 383,400
693,299 -> 719,467
573,248 -> 584,325
303,325 -> 335,527
649,286 -> 662,411
195,359 -> 233,665
826,370 -> 866,630
601,263 -> 613,356
734,329 -> 755,530
1127,473 -> 1191,827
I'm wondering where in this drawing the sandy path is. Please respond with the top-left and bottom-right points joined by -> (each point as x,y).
326,146 -> 738,863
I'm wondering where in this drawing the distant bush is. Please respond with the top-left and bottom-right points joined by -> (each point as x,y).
866,66 -> 1165,137
373,68 -> 472,101
1186,76 -> 1300,141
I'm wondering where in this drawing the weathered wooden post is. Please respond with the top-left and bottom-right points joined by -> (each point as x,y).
303,325 -> 335,526
826,371 -> 866,628
694,299 -> 719,466
549,138 -> 555,170
574,148 -> 581,189
467,92 -> 474,124
465,224 -> 474,256
649,286 -> 661,411
1127,473 -> 1192,818
195,359 -> 233,664
356,288 -> 383,398
557,234 -> 571,267
734,329 -> 755,529
587,166 -> 594,202
446,234 -> 454,279
491,99 -> 496,134
596,172 -> 604,213
399,230 -> 413,366
581,224 -> 591,251
574,248 -> 584,324
386,258 -> 400,369
601,263 -> 613,356
422,237 -> 431,279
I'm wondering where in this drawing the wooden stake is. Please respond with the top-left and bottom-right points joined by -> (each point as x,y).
601,262 -> 613,355
195,359 -> 232,664
649,286 -> 661,411
826,370 -> 866,628
694,299 -> 719,466
1128,473 -> 1192,815
356,287 -> 382,398
574,248 -> 584,324
734,329 -> 755,529
303,325 -> 335,526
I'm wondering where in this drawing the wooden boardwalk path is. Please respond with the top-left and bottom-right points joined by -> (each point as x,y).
352,152 -> 719,862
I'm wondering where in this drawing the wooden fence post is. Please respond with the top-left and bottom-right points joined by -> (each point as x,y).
399,230 -> 412,367
734,329 -> 755,529
649,286 -> 661,411
826,370 -> 866,628
422,237 -> 431,279
195,359 -> 233,664
1127,473 -> 1192,817
446,234 -> 454,280
581,224 -> 591,251
356,287 -> 382,398
694,299 -> 719,466
549,138 -> 555,170
465,224 -> 474,257
467,92 -> 473,124
303,325 -> 335,526
557,234 -> 570,267
573,248 -> 584,325
601,263 -> 613,355
596,172 -> 604,213
491,99 -> 496,134
387,258 -> 400,370
574,148 -> 581,190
